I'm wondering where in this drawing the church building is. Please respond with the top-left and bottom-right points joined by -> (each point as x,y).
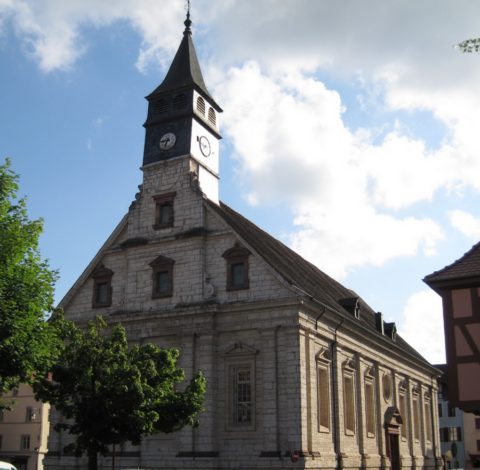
46,12 -> 442,470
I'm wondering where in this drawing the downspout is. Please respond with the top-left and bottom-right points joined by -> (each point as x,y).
191,332 -> 197,459
275,325 -> 283,460
312,298 -> 344,470
331,317 -> 345,470
430,377 -> 440,469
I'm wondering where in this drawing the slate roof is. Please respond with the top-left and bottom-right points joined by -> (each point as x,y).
207,200 -> 432,367
147,24 -> 221,111
424,241 -> 480,284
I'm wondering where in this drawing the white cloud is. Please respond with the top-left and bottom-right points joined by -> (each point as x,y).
449,210 -> 480,239
398,290 -> 445,364
2,0 -> 480,278
217,62 -> 445,278
0,0 -> 185,72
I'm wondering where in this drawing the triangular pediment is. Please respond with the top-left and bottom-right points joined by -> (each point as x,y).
221,342 -> 259,357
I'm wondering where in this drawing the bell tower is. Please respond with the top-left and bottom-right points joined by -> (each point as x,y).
142,10 -> 222,203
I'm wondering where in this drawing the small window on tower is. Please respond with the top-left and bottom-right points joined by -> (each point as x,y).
208,107 -> 216,127
153,192 -> 176,229
196,96 -> 206,116
154,99 -> 169,114
91,265 -> 113,308
223,244 -> 250,291
173,93 -> 187,109
150,255 -> 175,299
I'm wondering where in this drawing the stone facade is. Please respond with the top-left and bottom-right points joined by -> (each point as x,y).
45,16 -> 442,470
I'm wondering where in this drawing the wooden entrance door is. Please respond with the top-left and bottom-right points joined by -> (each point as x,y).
388,432 -> 400,470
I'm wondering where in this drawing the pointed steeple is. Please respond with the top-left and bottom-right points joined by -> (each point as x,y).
147,12 -> 221,111
142,5 -> 222,200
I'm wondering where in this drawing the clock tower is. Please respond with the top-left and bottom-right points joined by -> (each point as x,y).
142,11 -> 222,203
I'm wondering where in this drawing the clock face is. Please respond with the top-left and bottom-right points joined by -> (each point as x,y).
199,135 -> 211,157
159,132 -> 176,151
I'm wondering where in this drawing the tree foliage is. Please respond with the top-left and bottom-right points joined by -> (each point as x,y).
34,316 -> 206,470
0,158 -> 60,402
457,38 -> 480,53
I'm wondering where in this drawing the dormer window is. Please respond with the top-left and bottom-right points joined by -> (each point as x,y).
339,297 -> 360,319
150,255 -> 175,298
153,192 -> 176,229
223,244 -> 250,291
208,107 -> 216,127
92,264 -> 113,308
196,96 -> 206,116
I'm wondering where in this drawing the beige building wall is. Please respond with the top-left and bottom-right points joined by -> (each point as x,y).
463,413 -> 480,468
0,384 -> 50,470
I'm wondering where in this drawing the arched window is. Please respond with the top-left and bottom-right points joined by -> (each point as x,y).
154,99 -> 169,114
196,96 -> 206,116
173,93 -> 187,109
208,107 -> 216,126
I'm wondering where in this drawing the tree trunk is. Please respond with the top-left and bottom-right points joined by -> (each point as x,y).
88,449 -> 98,470
112,443 -> 116,470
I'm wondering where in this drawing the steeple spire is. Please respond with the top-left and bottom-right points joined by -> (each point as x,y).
146,4 -> 220,110
184,0 -> 192,34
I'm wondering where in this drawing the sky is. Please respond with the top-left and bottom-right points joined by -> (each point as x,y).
2,0 -> 480,365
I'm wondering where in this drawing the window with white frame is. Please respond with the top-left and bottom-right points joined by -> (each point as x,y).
223,343 -> 258,432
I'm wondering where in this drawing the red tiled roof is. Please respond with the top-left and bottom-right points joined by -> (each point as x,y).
424,241 -> 480,283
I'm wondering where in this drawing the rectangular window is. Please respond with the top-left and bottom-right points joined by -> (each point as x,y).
232,365 -> 252,426
20,435 -> 30,450
399,393 -> 408,439
26,406 -> 35,422
0,435 -> 2,449
413,397 -> 420,441
343,374 -> 356,435
235,368 -> 251,424
317,365 -> 330,432
150,256 -> 175,299
448,402 -> 456,417
223,245 -> 250,291
153,192 -> 176,229
0,410 -> 3,422
91,265 -> 114,308
476,440 -> 480,452
447,427 -> 461,442
231,262 -> 246,288
95,282 -> 109,304
438,403 -> 442,418
155,271 -> 172,296
365,380 -> 375,437
424,402 -> 432,443
475,417 -> 480,430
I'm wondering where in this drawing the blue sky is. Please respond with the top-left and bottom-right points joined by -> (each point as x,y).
2,0 -> 480,363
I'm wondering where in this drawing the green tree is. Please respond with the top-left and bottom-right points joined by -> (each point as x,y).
34,316 -> 206,470
0,158 -> 60,404
457,38 -> 480,53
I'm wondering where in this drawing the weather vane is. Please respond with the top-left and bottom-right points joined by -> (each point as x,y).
184,0 -> 192,32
